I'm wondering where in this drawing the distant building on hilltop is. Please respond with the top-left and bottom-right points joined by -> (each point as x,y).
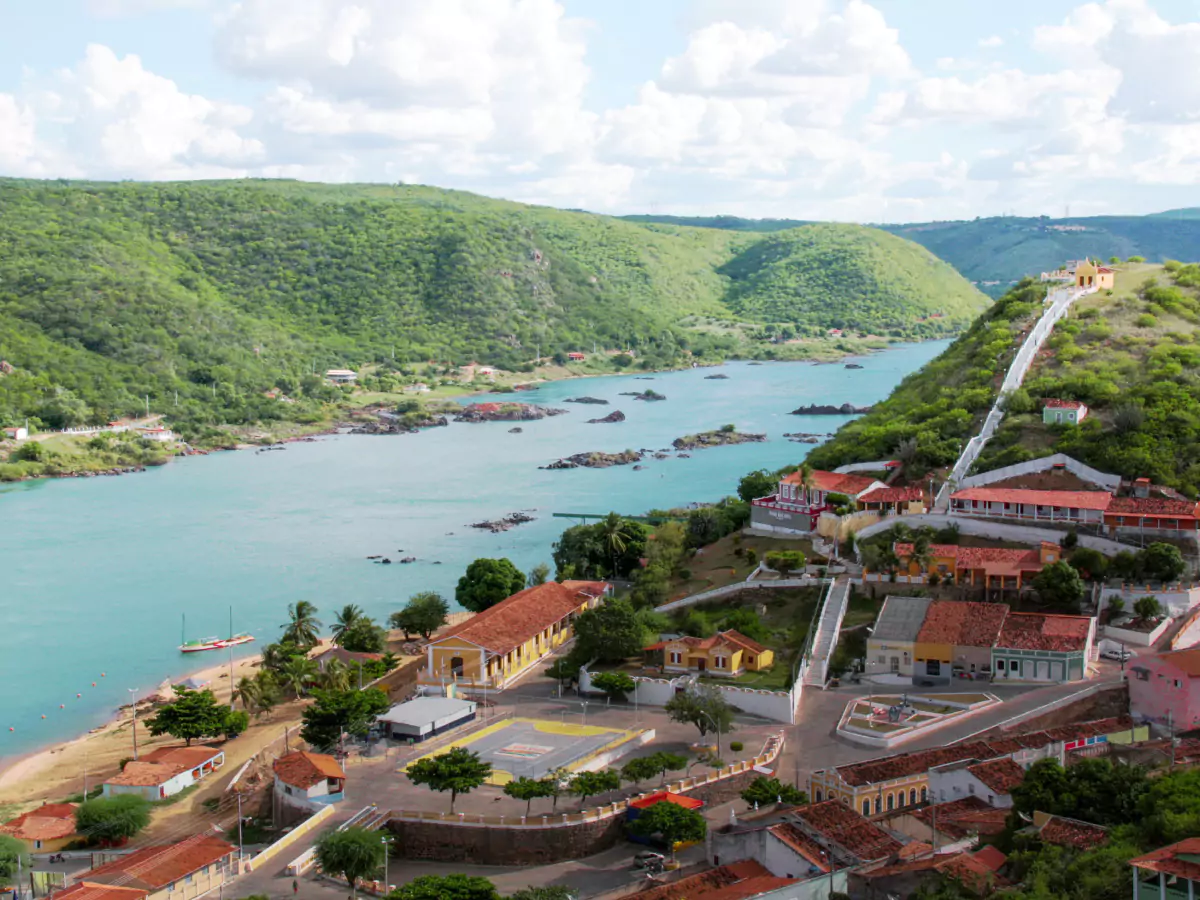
1043,399 -> 1088,425
1073,258 -> 1116,290
325,368 -> 357,384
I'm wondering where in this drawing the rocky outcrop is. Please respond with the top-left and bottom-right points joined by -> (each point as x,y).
618,389 -> 666,401
540,450 -> 643,470
704,374 -> 729,380
350,415 -> 448,434
508,427 -> 523,433
587,410 -> 626,424
672,430 -> 767,450
844,363 -> 864,369
789,403 -> 871,415
470,512 -> 536,533
565,396 -> 608,405
456,402 -> 566,422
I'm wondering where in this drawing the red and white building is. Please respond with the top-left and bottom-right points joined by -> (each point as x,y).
750,469 -> 885,534
950,487 -> 1200,539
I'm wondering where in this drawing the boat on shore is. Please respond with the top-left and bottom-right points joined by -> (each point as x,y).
178,612 -> 255,653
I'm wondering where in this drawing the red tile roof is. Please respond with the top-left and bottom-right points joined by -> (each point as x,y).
105,761 -> 188,787
916,601 -> 1010,647
912,797 -> 1009,839
997,612 -> 1092,652
1130,837 -> 1200,881
140,746 -> 223,770
84,836 -> 235,891
628,791 -> 704,811
792,801 -> 901,862
767,823 -> 833,873
0,803 -> 78,842
894,543 -> 1046,573
859,486 -> 925,504
561,580 -> 610,598
432,581 -> 604,655
967,758 -> 1026,794
52,884 -> 148,900
273,751 -> 346,790
973,845 -> 1007,873
864,852 -> 1006,895
1107,496 -> 1200,519
618,860 -> 796,900
781,469 -> 879,496
951,487 -> 1112,510
646,630 -> 769,656
1043,399 -> 1086,409
1037,815 -> 1108,850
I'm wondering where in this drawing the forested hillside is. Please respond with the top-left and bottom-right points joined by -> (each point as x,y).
625,210 -> 1200,292
0,179 -> 984,430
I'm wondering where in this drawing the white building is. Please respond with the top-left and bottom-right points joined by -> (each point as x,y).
273,750 -> 347,812
2,426 -> 27,441
928,757 -> 1024,809
377,696 -> 477,742
325,369 -> 358,384
102,746 -> 224,801
138,427 -> 175,443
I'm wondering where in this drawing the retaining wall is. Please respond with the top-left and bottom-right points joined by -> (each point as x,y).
580,670 -> 797,725
654,579 -> 816,614
853,513 -> 1132,555
1103,619 -> 1172,648
966,683 -> 1129,742
244,803 -> 335,873
960,453 -> 1121,492
1101,585 -> 1200,619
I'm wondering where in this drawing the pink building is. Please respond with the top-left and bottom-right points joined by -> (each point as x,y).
1128,647 -> 1200,732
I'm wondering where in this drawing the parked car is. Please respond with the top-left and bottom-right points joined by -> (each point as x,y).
633,851 -> 666,871
1101,648 -> 1133,662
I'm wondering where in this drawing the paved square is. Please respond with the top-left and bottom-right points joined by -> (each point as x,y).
405,717 -> 645,784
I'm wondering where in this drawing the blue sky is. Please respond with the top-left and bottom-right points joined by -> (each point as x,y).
2,0 -> 1199,221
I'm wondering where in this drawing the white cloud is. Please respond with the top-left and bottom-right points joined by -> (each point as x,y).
0,95 -> 37,172
978,35 -> 1004,47
86,0 -> 209,17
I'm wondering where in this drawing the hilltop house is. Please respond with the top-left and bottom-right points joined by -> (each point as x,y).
567,352 -> 586,361
0,803 -> 78,851
1043,399 -> 1088,425
750,469 -> 886,534
912,601 -> 1011,684
273,751 -> 346,813
419,581 -> 609,690
325,369 -> 357,384
1131,838 -> 1200,900
644,630 -> 774,677
1074,259 -> 1116,290
857,486 -> 927,516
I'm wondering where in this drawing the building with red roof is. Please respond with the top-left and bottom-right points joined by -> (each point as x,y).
1128,646 -> 1200,733
885,541 -> 1063,594
913,600 -> 1012,683
419,581 -> 608,690
645,630 -> 774,678
857,485 -> 927,516
102,746 -> 225,802
860,850 -> 1007,898
273,751 -> 346,813
1073,258 -> 1115,291
1030,812 -> 1108,851
616,860 -> 797,900
928,757 -> 1025,808
992,612 -> 1095,683
1042,398 -> 1089,425
79,836 -> 235,900
949,486 -> 1111,526
749,468 -> 886,534
0,802 -> 78,851
1130,837 -> 1200,899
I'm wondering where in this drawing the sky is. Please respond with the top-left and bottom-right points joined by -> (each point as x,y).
2,0 -> 1200,222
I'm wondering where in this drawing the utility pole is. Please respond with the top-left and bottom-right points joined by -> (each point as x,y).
128,688 -> 140,760
237,791 -> 245,860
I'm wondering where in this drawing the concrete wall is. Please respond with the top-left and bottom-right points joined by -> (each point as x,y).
959,453 -> 1121,492
654,580 -> 817,615
854,513 -> 1132,555
386,814 -> 625,866
1104,618 -> 1173,648
580,670 -> 798,725
244,804 -> 336,873
967,684 -> 1129,742
750,504 -> 814,535
1102,586 -> 1200,619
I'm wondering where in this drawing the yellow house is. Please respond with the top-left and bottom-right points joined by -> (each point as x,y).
421,581 -> 609,690
645,630 -> 774,677
75,836 -> 235,900
1074,259 -> 1116,290
0,802 -> 78,852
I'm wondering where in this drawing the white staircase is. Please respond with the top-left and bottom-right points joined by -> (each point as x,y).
803,577 -> 851,686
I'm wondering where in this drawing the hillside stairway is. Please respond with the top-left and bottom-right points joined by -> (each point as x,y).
803,576 -> 851,687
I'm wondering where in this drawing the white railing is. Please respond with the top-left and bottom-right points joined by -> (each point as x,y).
803,578 -> 850,687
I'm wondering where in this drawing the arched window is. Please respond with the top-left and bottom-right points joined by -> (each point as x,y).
886,793 -> 895,811
814,790 -> 823,802
863,799 -> 871,817
921,786 -> 928,802
909,788 -> 917,806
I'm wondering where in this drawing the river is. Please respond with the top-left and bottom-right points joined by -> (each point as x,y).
0,341 -> 948,756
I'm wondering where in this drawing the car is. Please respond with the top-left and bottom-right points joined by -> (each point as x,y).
1101,648 -> 1133,662
633,851 -> 666,870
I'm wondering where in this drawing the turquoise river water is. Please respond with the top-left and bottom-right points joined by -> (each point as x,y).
0,341 -> 948,759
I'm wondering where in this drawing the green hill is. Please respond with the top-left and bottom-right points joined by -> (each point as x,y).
805,262 -> 1200,497
623,210 -> 1200,294
717,224 -> 981,333
0,178 -> 984,432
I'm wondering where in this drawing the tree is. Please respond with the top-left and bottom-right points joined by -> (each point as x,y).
283,601 -> 322,647
406,747 -> 493,812
591,671 -> 635,702
1142,542 -> 1186,583
389,875 -> 499,900
235,670 -> 281,716
279,656 -> 318,697
224,709 -> 250,739
340,617 -> 387,653
391,592 -> 449,640
545,656 -> 580,692
75,795 -> 151,844
527,562 -> 550,587
651,752 -> 689,783
1012,758 -> 1147,827
600,512 -> 629,577
573,598 -> 648,663
1032,561 -> 1086,614
738,469 -> 776,502
547,767 -> 571,810
145,686 -> 237,746
1106,597 -> 1125,620
569,770 -> 621,806
1109,551 -> 1142,581
720,608 -> 770,643
503,777 -> 555,816
1068,548 -> 1107,581
0,835 -> 29,879
620,756 -> 662,788
626,802 -> 706,859
332,604 -> 365,645
316,827 -> 385,899
321,658 -> 352,692
665,685 -> 736,741
456,558 -> 526,613
507,889 -> 575,900
1134,596 -> 1164,622
740,777 -> 807,808
301,688 -> 391,750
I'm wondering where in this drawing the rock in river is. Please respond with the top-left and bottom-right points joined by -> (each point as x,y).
587,410 -> 626,424
672,429 -> 767,450
564,396 -> 609,405
456,402 -> 567,422
540,450 -> 643,470
704,373 -> 730,380
789,402 -> 871,415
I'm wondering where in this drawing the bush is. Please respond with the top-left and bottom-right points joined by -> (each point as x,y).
729,741 -> 744,752
1136,313 -> 1158,328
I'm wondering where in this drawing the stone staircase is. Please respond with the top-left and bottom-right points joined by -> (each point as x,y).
803,576 -> 851,686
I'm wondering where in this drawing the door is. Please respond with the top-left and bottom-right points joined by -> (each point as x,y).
1036,660 -> 1050,681
450,656 -> 465,677
890,657 -> 900,674
696,659 -> 706,672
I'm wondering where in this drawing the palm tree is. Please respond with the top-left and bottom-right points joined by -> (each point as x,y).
601,512 -> 627,579
234,676 -> 259,713
332,604 -> 364,646
321,658 -> 352,692
282,601 -> 322,648
799,462 -> 813,507
280,656 -> 317,698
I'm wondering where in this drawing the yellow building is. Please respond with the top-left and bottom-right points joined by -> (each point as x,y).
645,630 -> 775,677
1074,259 -> 1116,290
421,581 -> 609,690
0,802 -> 78,852
75,836 -> 235,900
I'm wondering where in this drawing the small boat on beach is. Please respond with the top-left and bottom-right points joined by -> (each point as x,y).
180,636 -> 225,653
178,613 -> 255,653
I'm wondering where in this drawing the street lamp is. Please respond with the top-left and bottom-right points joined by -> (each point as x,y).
381,835 -> 394,892
128,688 -> 141,760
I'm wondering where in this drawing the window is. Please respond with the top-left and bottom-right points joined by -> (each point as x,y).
988,794 -> 995,804
968,784 -> 975,795
285,785 -> 293,795
921,787 -> 928,802
1176,680 -> 1183,689
815,790 -> 822,801
185,875 -> 194,885
926,659 -> 940,676
886,793 -> 894,811
714,655 -> 728,669
34,840 -> 42,850
1136,670 -> 1149,681
877,655 -> 886,664
909,789 -> 917,806
863,799 -> 871,816
669,651 -> 682,665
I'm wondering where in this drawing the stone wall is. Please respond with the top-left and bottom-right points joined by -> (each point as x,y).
969,684 -> 1129,741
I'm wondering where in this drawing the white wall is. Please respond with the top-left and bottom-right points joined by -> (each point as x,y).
929,767 -> 1013,809
959,454 -> 1121,492
1103,618 -> 1172,647
854,513 -> 1131,555
579,670 -> 798,725
1102,586 -> 1200,619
